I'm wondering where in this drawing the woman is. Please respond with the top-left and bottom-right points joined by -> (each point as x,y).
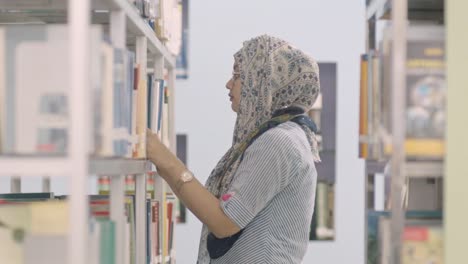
147,35 -> 321,263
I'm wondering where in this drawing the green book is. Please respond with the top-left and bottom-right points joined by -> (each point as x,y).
98,220 -> 115,264
0,192 -> 54,201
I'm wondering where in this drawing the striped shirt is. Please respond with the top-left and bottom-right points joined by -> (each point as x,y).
211,121 -> 317,264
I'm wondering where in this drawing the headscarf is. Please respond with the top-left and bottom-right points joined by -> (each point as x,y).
197,35 -> 321,263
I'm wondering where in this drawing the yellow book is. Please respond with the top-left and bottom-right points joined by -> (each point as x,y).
99,42 -> 115,156
135,72 -> 148,158
384,139 -> 445,158
359,54 -> 369,158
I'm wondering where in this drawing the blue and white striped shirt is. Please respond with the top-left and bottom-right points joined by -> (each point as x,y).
211,121 -> 317,264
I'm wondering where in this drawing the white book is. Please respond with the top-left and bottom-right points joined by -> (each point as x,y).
89,221 -> 101,264
99,42 -> 115,156
124,221 -> 131,264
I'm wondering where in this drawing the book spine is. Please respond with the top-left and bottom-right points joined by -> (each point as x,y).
359,54 -> 369,158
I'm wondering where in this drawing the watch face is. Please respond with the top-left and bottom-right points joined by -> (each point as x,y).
182,171 -> 193,182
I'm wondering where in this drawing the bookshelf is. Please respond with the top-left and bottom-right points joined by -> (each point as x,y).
363,0 -> 445,263
366,0 -> 444,21
0,1 -> 179,264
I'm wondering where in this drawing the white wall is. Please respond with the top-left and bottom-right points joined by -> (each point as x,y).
175,0 -> 366,263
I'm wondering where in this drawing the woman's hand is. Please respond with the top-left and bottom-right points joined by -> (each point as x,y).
146,130 -> 241,239
146,129 -> 179,174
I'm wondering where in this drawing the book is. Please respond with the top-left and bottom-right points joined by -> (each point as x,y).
97,220 -> 116,264
125,195 -> 136,264
162,194 -> 176,259
134,63 -> 148,158
99,44 -> 135,157
166,0 -> 182,56
359,51 -> 384,160
131,65 -> 140,157
359,54 -> 369,158
0,192 -> 54,201
124,50 -> 136,159
146,199 -> 151,264
157,79 -> 165,135
151,200 -> 161,262
155,0 -> 169,41
162,85 -> 170,146
113,48 -> 133,157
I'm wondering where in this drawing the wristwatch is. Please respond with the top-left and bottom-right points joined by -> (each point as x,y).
175,170 -> 194,193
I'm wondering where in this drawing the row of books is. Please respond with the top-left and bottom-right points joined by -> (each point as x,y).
367,210 -> 443,264
359,24 -> 446,160
0,24 -> 171,158
129,0 -> 182,56
0,192 -> 176,264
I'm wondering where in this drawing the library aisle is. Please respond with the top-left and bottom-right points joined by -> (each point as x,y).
0,1 -> 466,264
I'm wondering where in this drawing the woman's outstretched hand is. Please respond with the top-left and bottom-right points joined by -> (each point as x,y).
146,129 -> 179,175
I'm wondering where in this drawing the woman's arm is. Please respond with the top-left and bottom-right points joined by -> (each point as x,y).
147,130 -> 240,238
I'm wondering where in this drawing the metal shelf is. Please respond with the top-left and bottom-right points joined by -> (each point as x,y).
367,0 -> 444,21
0,156 -> 153,176
0,0 -> 175,68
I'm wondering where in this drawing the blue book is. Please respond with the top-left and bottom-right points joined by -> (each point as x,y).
147,74 -> 154,129
157,80 -> 165,133
113,49 -> 125,156
146,199 -> 151,264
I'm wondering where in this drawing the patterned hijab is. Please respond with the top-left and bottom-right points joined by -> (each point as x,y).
198,35 -> 321,263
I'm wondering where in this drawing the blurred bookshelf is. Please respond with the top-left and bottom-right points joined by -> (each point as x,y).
0,1 -> 184,264
362,0 -> 445,263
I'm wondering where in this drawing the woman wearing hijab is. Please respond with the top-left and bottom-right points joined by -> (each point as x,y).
147,34 -> 321,264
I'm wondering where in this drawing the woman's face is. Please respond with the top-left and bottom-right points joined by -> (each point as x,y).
225,62 -> 242,113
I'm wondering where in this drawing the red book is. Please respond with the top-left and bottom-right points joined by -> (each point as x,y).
167,202 -> 173,254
